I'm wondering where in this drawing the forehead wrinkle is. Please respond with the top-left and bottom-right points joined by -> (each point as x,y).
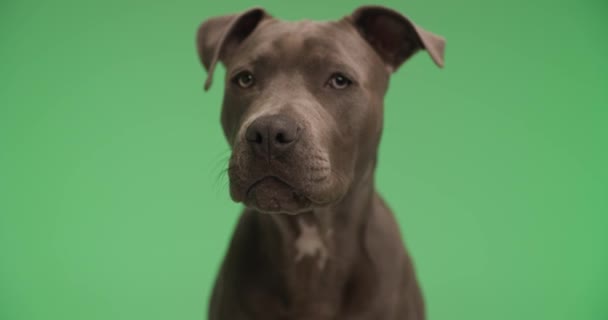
249,54 -> 277,70
274,36 -> 362,79
228,45 -> 278,74
305,54 -> 361,79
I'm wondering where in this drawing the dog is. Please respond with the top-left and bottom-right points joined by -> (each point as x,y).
196,5 -> 445,320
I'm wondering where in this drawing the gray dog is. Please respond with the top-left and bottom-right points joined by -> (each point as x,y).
196,5 -> 445,320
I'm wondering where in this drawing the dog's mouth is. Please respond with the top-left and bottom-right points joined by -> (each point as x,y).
245,176 -> 312,214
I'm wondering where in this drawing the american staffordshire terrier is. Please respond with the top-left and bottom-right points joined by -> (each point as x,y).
196,5 -> 445,319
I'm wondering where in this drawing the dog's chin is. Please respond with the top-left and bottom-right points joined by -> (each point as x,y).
244,177 -> 312,214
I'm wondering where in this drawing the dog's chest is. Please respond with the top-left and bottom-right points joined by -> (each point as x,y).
293,219 -> 330,269
245,270 -> 343,320
247,219 -> 346,319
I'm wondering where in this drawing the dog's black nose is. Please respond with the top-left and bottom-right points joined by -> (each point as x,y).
245,114 -> 300,158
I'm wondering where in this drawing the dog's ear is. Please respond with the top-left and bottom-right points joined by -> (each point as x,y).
196,8 -> 268,91
348,6 -> 445,72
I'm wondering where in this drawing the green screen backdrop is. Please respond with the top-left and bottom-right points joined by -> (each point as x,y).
1,0 -> 607,319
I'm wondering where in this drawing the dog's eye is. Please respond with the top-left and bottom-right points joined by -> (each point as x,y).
327,73 -> 352,89
233,71 -> 255,89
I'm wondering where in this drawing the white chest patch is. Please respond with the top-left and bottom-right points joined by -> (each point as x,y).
294,219 -> 328,269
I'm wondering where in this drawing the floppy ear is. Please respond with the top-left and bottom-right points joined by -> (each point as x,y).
348,6 -> 446,72
196,8 -> 268,91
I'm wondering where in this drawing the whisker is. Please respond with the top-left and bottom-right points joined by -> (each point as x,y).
210,149 -> 232,193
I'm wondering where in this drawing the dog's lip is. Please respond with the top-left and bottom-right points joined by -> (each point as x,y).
246,175 -> 295,195
245,175 -> 322,205
244,175 -> 315,214
241,175 -> 334,208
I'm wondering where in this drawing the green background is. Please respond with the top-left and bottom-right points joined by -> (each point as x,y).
1,0 -> 607,319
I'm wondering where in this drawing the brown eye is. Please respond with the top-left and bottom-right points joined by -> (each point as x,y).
234,71 -> 255,88
327,73 -> 352,89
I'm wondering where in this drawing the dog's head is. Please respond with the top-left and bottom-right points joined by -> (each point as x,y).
197,6 -> 445,214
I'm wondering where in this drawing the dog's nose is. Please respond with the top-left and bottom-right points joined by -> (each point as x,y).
245,114 -> 300,158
